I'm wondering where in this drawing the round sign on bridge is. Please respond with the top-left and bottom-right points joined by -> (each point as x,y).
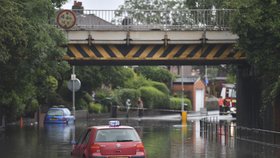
67,78 -> 81,92
56,10 -> 76,29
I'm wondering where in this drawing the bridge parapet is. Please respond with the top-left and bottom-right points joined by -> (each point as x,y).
57,9 -> 244,65
59,9 -> 235,31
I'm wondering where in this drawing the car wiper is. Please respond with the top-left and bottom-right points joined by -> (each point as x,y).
117,140 -> 133,142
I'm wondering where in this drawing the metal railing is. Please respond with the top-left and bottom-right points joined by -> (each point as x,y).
65,9 -> 235,31
237,126 -> 280,147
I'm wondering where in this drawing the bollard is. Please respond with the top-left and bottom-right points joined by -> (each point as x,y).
111,106 -> 117,118
181,111 -> 187,125
20,117 -> 23,128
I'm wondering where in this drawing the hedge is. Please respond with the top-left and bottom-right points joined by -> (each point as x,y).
138,86 -> 170,109
113,88 -> 140,107
151,81 -> 170,95
170,97 -> 192,111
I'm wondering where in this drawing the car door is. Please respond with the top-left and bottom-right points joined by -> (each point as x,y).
78,129 -> 92,158
72,129 -> 92,158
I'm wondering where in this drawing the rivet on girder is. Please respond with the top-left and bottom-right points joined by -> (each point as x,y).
87,34 -> 93,46
163,33 -> 170,47
125,31 -> 132,46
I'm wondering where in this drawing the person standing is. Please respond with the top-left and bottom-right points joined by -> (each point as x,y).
137,97 -> 144,117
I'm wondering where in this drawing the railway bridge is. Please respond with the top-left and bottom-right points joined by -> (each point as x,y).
57,9 -> 280,147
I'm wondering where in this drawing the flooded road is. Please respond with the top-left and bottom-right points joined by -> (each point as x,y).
0,118 -> 279,158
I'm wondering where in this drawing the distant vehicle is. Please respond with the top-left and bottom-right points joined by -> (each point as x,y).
71,120 -> 146,158
44,107 -> 75,124
218,83 -> 237,117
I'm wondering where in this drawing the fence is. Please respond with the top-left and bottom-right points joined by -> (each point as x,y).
62,9 -> 235,31
237,126 -> 280,147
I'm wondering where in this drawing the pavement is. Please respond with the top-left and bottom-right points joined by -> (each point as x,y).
127,110 -> 235,122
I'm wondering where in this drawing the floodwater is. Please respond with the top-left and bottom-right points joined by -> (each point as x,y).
0,118 -> 279,158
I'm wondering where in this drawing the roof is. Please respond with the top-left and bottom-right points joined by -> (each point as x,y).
88,125 -> 134,130
76,14 -> 114,26
49,107 -> 69,110
173,77 -> 200,83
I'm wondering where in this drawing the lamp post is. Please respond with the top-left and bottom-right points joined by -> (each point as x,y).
181,66 -> 184,112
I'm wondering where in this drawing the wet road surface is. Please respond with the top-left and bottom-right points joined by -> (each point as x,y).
0,116 -> 279,158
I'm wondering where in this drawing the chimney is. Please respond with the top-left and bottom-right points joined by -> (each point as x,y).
72,0 -> 84,14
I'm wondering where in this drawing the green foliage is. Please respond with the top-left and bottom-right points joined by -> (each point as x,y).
151,81 -> 170,95
88,102 -> 103,114
25,99 -> 39,114
0,0 -> 68,120
125,75 -> 151,89
99,66 -> 135,89
116,0 -> 228,27
95,88 -> 113,101
119,0 -> 226,10
46,76 -> 58,92
114,88 -> 140,107
94,88 -> 113,110
135,66 -> 173,86
226,73 -> 236,84
170,97 -> 192,111
83,92 -> 94,103
231,0 -> 280,74
75,66 -> 135,92
230,0 -> 280,110
0,1 -> 27,63
138,86 -> 170,109
76,98 -> 88,110
51,0 -> 67,8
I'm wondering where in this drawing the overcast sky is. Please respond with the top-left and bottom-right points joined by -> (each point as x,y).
62,0 -> 124,10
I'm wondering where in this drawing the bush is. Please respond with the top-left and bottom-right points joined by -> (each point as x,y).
151,81 -> 170,95
170,97 -> 192,111
114,88 -> 140,107
91,88 -> 114,111
95,88 -> 113,102
139,86 -> 170,109
83,92 -> 93,103
125,75 -> 151,89
76,98 -> 88,110
88,102 -> 103,114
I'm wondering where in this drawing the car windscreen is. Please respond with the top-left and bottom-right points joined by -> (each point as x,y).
95,128 -> 141,142
47,109 -> 64,116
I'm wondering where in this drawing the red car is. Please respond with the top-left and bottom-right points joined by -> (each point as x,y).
71,121 -> 146,158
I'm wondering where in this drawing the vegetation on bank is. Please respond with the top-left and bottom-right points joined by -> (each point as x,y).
229,0 -> 280,127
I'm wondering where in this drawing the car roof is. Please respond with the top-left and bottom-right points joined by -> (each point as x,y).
49,107 -> 69,110
88,125 -> 134,130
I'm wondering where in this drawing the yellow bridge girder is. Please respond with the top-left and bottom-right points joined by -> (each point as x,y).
64,44 -> 246,65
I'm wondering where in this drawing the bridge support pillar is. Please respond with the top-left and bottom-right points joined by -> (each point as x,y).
236,64 -> 262,128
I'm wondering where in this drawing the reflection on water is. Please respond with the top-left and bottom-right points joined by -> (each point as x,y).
0,118 -> 279,158
0,124 -> 75,158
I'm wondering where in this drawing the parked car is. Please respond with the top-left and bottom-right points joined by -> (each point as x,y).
71,120 -> 146,158
44,107 -> 75,124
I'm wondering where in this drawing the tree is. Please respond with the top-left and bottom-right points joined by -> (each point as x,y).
230,0 -> 280,99
229,0 -> 280,130
115,0 -> 228,27
0,0 -> 68,121
134,66 -> 173,87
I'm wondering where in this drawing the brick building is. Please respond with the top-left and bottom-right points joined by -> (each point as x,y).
172,77 -> 206,111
